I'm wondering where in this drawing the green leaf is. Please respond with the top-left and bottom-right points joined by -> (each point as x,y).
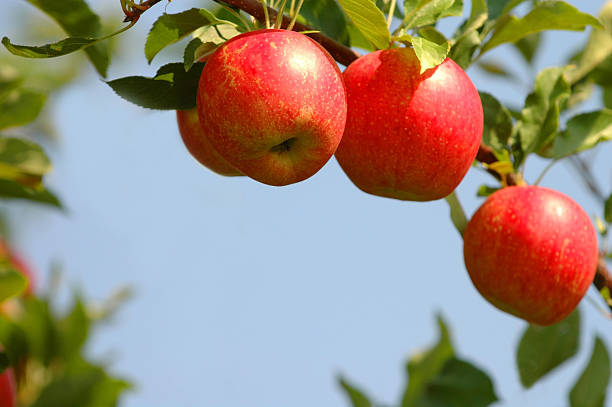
32,358 -> 132,407
481,1 -> 602,54
401,35 -> 449,73
336,0 -> 391,50
301,0 -> 351,46
516,310 -> 580,388
605,193 -> 612,224
106,63 -> 205,110
450,29 -> 481,69
477,185 -> 500,197
0,137 -> 51,188
567,1 -> 612,84
480,92 -> 512,157
0,264 -> 27,302
0,351 -> 9,374
19,298 -> 57,364
0,88 -> 46,130
184,24 -> 241,71
513,33 -> 541,65
57,296 -> 90,360
338,377 -> 372,407
145,8 -> 235,64
477,61 -> 514,78
403,0 -> 462,29
23,0 -> 108,76
415,357 -> 498,407
552,110 -> 612,158
0,179 -> 62,208
400,315 -> 454,407
604,88 -> 612,109
569,336 -> 611,407
515,66 -> 571,166
486,0 -> 527,20
2,36 -> 98,60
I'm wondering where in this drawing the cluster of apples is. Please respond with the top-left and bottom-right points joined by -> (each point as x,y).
176,29 -> 598,326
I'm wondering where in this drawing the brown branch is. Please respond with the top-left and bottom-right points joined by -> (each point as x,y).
123,0 -> 164,22
122,0 -> 612,310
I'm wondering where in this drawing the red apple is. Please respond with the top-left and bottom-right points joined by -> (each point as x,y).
0,364 -> 16,407
463,186 -> 598,325
335,48 -> 483,201
176,109 -> 243,177
197,29 -> 347,186
0,240 -> 34,296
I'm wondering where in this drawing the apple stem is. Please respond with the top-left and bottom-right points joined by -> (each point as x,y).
217,3 -> 254,31
259,0 -> 271,29
445,192 -> 468,237
387,0 -> 397,29
286,0 -> 304,31
533,159 -> 557,186
289,0 -> 296,19
274,0 -> 289,29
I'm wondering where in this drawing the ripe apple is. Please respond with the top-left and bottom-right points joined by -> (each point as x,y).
176,109 -> 243,177
197,29 -> 347,186
0,362 -> 16,407
463,186 -> 598,325
335,48 -> 483,201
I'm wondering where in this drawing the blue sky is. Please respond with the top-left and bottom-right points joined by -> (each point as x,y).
2,1 -> 612,406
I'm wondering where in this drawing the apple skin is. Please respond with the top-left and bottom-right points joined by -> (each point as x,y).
0,364 -> 16,407
176,109 -> 243,177
463,186 -> 598,326
197,29 -> 347,186
335,48 -> 483,201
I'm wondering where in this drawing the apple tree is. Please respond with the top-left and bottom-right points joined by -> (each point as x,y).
1,0 -> 612,406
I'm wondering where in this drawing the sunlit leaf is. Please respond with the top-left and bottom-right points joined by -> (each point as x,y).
145,8 -> 236,64
337,0 -> 390,50
477,185 -> 500,197
553,110 -> 612,158
515,66 -> 571,166
403,0 -> 462,29
397,35 -> 449,73
184,24 -> 241,71
23,0 -> 108,76
481,1 -> 601,54
2,36 -> 98,59
569,336 -> 611,407
516,310 -> 580,388
568,1 -> 612,84
106,63 -> 204,110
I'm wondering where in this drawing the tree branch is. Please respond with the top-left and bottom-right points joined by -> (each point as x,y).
120,0 -> 612,310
